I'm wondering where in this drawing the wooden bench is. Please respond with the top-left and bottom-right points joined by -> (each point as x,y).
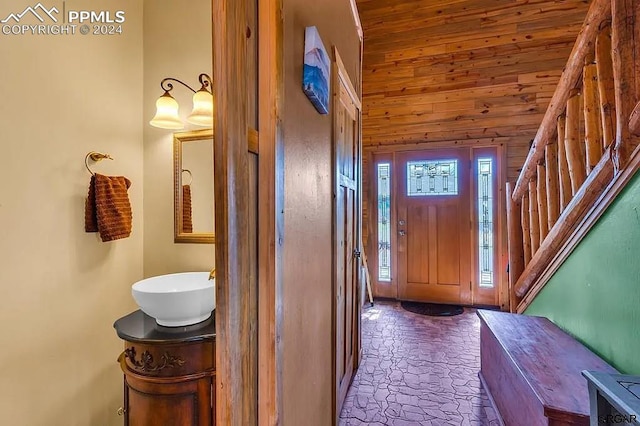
477,310 -> 618,426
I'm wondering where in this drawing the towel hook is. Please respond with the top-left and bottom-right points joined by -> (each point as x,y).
182,169 -> 193,186
85,152 -> 113,176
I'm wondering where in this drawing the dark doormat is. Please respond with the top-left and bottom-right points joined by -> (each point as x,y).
401,301 -> 464,317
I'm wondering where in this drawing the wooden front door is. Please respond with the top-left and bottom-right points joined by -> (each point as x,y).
396,149 -> 472,305
333,50 -> 361,417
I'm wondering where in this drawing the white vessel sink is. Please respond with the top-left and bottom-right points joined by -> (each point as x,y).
131,272 -> 215,327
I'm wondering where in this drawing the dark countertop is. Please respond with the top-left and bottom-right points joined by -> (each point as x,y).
114,310 -> 215,344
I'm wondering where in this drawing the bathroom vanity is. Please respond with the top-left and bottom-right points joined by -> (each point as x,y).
114,310 -> 216,425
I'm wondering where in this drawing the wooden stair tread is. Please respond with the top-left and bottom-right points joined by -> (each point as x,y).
477,309 -> 618,417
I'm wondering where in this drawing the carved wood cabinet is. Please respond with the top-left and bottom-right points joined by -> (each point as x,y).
114,310 -> 216,425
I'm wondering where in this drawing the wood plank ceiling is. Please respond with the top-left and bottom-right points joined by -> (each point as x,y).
357,0 -> 591,181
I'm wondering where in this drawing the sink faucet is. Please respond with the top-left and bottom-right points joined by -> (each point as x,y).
209,268 -> 216,280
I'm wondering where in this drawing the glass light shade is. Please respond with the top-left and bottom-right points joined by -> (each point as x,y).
186,88 -> 214,127
150,92 -> 184,129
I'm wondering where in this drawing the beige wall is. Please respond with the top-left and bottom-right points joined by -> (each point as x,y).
142,0 -> 214,276
0,1 -> 144,425
281,0 -> 361,424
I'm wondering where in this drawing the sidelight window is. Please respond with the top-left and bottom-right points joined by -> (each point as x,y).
477,158 -> 494,288
377,163 -> 391,282
406,159 -> 458,196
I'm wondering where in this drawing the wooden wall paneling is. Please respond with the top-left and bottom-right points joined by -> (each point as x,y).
212,0 -> 257,424
611,0 -> 640,171
257,0 -> 284,423
536,164 -> 548,242
511,0 -> 612,200
583,59 -> 604,174
360,0 -> 583,36
545,140 -> 560,230
528,180 -> 540,255
565,90 -> 587,195
505,182 -> 524,313
358,0 -> 592,150
596,20 -> 616,150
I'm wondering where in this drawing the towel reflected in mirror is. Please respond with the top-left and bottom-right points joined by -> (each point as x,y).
182,184 -> 193,234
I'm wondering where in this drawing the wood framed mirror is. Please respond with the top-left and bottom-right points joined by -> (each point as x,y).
173,128 -> 215,244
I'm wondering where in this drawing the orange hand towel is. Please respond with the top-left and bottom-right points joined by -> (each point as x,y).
85,173 -> 133,242
182,185 -> 193,233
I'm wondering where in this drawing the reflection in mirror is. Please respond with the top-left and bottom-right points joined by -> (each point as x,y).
174,129 -> 214,243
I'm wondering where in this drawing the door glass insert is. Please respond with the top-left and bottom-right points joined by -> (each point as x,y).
477,157 -> 494,288
407,159 -> 458,196
377,163 -> 391,282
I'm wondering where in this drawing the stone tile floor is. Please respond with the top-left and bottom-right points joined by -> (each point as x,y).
339,301 -> 500,426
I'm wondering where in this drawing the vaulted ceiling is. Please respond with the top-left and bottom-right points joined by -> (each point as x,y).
357,0 -> 591,180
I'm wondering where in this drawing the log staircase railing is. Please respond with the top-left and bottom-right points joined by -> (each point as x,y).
507,0 -> 640,313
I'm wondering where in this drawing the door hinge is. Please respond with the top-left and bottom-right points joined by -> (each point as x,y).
353,249 -> 361,258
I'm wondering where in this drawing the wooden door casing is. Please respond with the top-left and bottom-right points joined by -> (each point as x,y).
333,48 -> 362,420
397,149 -> 472,305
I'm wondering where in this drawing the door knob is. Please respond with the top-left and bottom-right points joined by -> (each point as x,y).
117,407 -> 126,416
399,230 -> 406,236
399,220 -> 406,226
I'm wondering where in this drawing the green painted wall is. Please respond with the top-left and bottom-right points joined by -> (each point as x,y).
525,171 -> 640,375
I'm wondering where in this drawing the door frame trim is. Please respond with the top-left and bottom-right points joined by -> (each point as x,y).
212,0 -> 256,423
365,141 -> 508,309
257,0 -> 284,424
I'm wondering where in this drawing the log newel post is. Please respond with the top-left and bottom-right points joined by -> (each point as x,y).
565,90 -> 587,194
584,58 -> 604,173
611,0 -> 639,171
521,192 -> 532,266
537,164 -> 549,242
596,20 -> 617,149
528,180 -> 540,255
557,114 -> 572,211
545,140 -> 560,230
506,182 -> 524,313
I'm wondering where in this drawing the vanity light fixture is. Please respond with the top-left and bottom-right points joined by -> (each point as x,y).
149,73 -> 213,130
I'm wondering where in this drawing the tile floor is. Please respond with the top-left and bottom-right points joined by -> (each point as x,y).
339,301 -> 500,426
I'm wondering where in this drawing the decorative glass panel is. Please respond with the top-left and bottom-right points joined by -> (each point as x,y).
478,158 -> 494,288
407,160 -> 458,196
377,163 -> 391,282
